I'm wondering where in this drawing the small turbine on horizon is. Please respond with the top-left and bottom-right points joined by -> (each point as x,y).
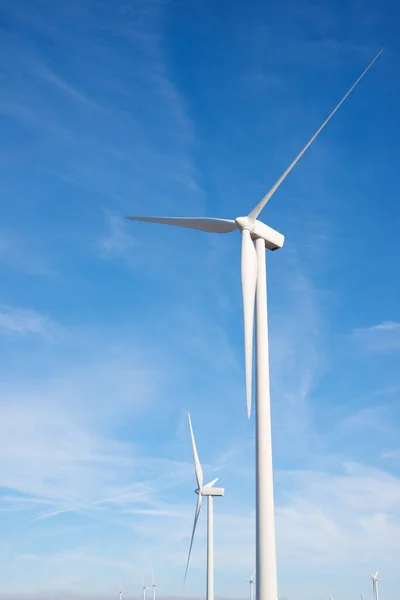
184,413 -> 224,600
118,583 -> 129,600
141,577 -> 151,600
370,571 -> 380,600
151,573 -> 160,600
245,569 -> 256,600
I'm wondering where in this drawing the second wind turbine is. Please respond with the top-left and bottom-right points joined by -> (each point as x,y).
185,413 -> 224,600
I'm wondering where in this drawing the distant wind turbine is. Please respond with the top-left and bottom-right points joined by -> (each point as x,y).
361,594 -> 366,600
141,577 -> 151,600
370,571 -> 380,600
184,413 -> 224,600
119,583 -> 129,600
151,573 -> 160,600
245,569 -> 256,600
127,49 -> 383,600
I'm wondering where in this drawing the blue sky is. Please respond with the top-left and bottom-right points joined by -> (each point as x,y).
1,0 -> 400,599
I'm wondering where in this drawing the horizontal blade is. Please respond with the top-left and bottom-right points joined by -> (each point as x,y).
188,413 -> 203,490
126,216 -> 237,234
203,477 -> 219,488
241,229 -> 257,418
184,494 -> 202,584
248,48 -> 384,221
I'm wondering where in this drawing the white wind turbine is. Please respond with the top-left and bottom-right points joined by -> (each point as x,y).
245,569 -> 256,600
141,577 -> 151,600
184,413 -> 224,600
151,573 -> 160,600
118,583 -> 129,600
370,571 -> 380,600
127,49 -> 383,600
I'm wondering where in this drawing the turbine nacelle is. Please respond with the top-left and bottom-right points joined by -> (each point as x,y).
198,486 -> 225,497
235,217 -> 284,251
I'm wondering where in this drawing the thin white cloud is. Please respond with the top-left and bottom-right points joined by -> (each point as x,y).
0,306 -> 58,336
353,321 -> 400,352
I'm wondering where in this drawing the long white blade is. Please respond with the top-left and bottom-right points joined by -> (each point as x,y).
188,413 -> 203,489
250,568 -> 256,581
151,574 -> 154,586
241,230 -> 257,418
203,477 -> 219,488
184,494 -> 202,584
248,48 -> 384,221
125,216 -> 236,234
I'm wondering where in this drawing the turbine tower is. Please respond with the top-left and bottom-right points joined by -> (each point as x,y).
245,569 -> 256,600
184,413 -> 224,600
370,571 -> 380,600
127,49 -> 383,600
151,574 -> 160,600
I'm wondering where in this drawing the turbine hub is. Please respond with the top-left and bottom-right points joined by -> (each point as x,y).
235,216 -> 255,232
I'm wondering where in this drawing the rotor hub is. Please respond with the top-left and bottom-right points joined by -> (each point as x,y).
235,216 -> 255,232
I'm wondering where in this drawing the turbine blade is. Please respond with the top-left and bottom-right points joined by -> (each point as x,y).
184,494 -> 202,584
247,48 -> 384,221
188,413 -> 203,489
203,477 -> 219,488
241,229 -> 257,418
250,569 -> 256,581
141,577 -> 145,588
125,216 -> 237,234
151,574 -> 154,586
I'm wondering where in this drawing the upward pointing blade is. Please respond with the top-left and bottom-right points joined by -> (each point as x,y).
125,216 -> 237,234
241,229 -> 257,418
184,493 -> 202,584
188,413 -> 203,489
248,48 -> 384,221
203,477 -> 219,488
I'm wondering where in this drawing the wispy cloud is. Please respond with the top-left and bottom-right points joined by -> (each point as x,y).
0,306 -> 58,336
352,321 -> 400,352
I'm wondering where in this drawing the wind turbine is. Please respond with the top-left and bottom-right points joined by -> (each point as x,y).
151,573 -> 160,600
184,413 -> 224,600
361,594 -> 366,600
370,571 -> 380,600
127,49 -> 383,600
141,577 -> 151,600
119,583 -> 129,600
245,569 -> 256,600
